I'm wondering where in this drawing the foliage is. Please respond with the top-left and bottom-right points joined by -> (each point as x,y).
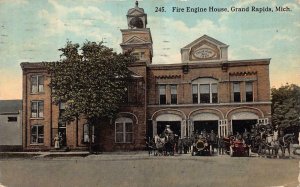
271,83 -> 300,129
45,41 -> 135,124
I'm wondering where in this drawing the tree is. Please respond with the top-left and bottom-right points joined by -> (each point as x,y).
45,41 -> 135,152
271,83 -> 300,130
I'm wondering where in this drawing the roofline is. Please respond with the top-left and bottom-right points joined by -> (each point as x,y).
148,58 -> 271,69
0,112 -> 20,115
182,34 -> 228,49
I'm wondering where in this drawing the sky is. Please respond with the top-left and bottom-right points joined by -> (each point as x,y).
0,0 -> 299,99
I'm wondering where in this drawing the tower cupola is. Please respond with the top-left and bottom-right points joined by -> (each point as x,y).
127,1 -> 147,29
121,1 -> 153,63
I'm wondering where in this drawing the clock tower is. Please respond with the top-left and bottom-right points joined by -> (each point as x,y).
120,1 -> 153,64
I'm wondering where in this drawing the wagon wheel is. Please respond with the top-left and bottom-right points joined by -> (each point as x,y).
230,146 -> 234,157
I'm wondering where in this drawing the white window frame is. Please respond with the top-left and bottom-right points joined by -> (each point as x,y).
158,85 -> 166,105
31,101 -> 44,118
191,78 -> 218,104
170,84 -> 178,104
31,75 -> 44,93
115,117 -> 133,143
192,83 -> 218,104
245,82 -> 254,102
132,52 -> 145,60
233,82 -> 241,102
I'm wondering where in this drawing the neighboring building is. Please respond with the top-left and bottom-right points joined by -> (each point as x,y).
21,2 -> 271,151
0,100 -> 22,151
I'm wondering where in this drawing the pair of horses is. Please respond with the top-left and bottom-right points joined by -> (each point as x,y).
260,133 -> 295,157
248,126 -> 295,157
148,134 -> 177,156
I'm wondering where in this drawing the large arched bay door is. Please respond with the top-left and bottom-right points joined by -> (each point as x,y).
153,113 -> 185,138
191,113 -> 220,136
231,112 -> 258,134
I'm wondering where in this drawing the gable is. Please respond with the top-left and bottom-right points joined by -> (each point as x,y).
190,40 -> 220,61
128,9 -> 144,16
125,36 -> 148,44
181,35 -> 229,63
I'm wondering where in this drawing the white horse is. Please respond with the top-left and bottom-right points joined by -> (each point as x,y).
154,135 -> 166,156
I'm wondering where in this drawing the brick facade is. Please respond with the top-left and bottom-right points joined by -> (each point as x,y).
20,2 -> 271,151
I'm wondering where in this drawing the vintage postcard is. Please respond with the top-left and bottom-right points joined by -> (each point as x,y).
0,0 -> 300,187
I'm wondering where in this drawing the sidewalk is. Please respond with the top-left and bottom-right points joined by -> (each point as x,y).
0,151 -> 90,159
1,150 -> 300,160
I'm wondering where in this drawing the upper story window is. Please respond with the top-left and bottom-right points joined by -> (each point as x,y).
31,101 -> 44,118
127,82 -> 138,104
132,52 -> 145,60
170,85 -> 177,104
233,82 -> 241,102
200,84 -> 210,103
211,84 -> 218,103
31,125 -> 44,144
115,117 -> 133,143
192,84 -> 198,104
31,75 -> 44,93
192,78 -> 218,104
245,82 -> 253,102
159,85 -> 166,104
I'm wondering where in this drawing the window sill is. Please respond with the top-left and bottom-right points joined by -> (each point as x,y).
29,143 -> 44,145
30,118 -> 45,120
30,92 -> 45,95
115,142 -> 133,144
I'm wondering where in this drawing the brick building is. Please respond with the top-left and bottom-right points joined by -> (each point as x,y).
21,2 -> 271,151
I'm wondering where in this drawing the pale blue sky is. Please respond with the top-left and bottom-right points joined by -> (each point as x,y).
0,0 -> 299,99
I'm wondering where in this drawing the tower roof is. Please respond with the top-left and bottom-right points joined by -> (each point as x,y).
127,1 -> 145,16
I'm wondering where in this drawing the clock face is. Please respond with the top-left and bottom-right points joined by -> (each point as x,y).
193,48 -> 216,59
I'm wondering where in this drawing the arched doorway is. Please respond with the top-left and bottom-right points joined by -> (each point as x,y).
231,112 -> 258,134
191,113 -> 220,136
154,113 -> 185,137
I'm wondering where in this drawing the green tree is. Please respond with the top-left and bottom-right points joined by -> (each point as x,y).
45,41 -> 134,152
271,83 -> 300,129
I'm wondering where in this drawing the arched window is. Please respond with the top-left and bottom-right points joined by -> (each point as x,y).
192,78 -> 218,104
115,117 -> 133,143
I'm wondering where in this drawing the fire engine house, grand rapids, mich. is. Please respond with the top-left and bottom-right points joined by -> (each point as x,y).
21,2 -> 271,151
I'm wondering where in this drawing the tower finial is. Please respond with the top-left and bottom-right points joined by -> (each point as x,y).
135,1 -> 138,7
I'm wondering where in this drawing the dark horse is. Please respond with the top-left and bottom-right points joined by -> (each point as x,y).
279,133 -> 294,158
178,137 -> 192,154
164,133 -> 176,156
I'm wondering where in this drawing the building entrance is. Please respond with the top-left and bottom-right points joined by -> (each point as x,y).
232,119 -> 257,134
193,120 -> 218,135
58,120 -> 66,147
157,121 -> 181,137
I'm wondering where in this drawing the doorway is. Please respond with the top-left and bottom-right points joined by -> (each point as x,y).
232,119 -> 257,134
157,121 -> 181,137
194,120 -> 218,134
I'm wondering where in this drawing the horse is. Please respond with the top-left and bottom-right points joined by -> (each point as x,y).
146,137 -> 156,156
164,133 -> 176,156
279,133 -> 294,158
154,135 -> 165,156
263,134 -> 280,158
178,137 -> 192,154
207,133 -> 218,155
